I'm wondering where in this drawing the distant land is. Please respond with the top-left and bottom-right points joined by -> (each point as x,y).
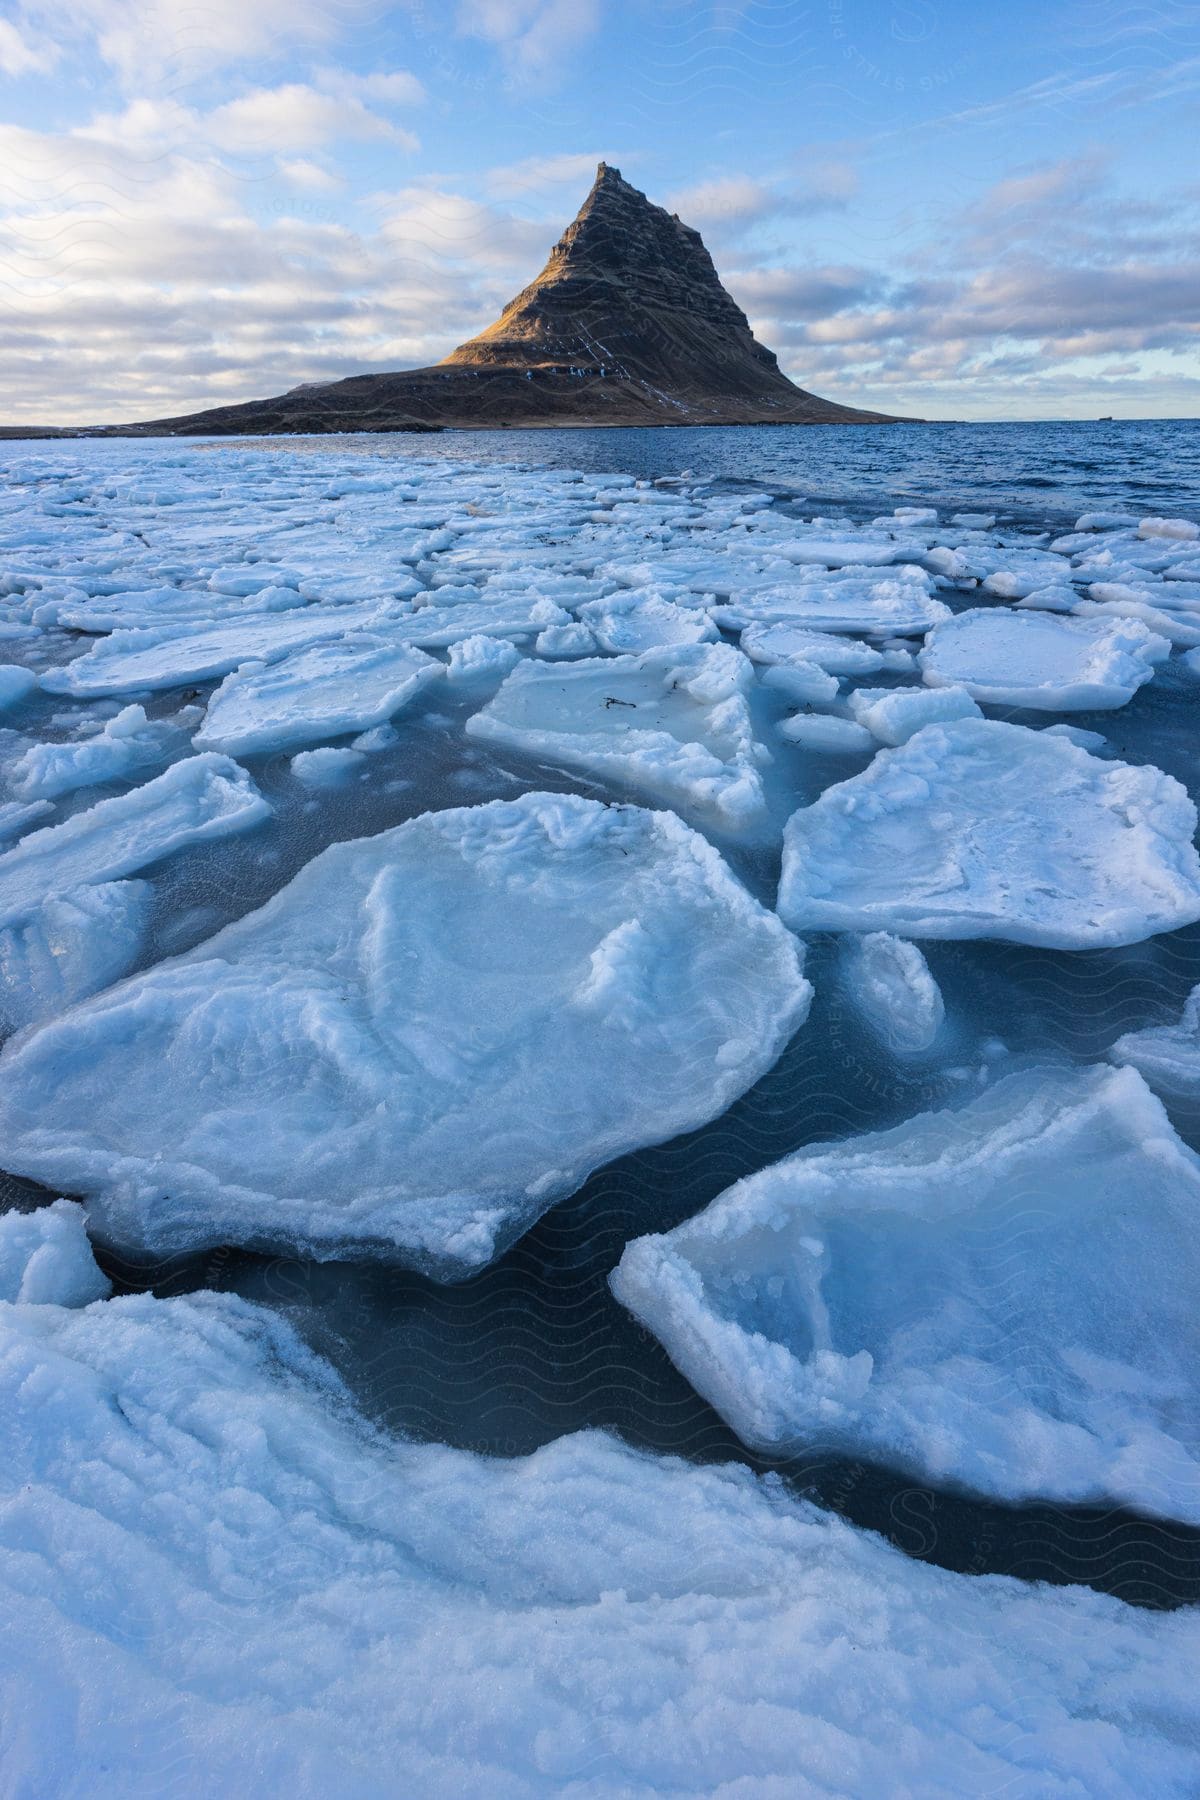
8,165 -> 906,437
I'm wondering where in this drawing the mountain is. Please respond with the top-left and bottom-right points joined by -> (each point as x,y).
129,164 -> 903,434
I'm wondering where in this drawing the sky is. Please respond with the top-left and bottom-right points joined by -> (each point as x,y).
1,0 -> 1198,424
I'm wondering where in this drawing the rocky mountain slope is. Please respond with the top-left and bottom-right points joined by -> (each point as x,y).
131,164 -> 903,433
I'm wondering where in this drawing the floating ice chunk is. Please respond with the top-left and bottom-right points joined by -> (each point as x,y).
0,799 -> 52,844
577,590 -> 716,653
1076,511 -> 1139,531
1110,985 -> 1200,1098
713,574 -> 948,638
613,1063 -> 1200,1519
920,608 -> 1168,710
0,666 -> 36,712
401,595 -> 569,649
778,718 -> 1200,948
0,1199 -> 110,1306
290,746 -> 365,786
3,1292 -> 1199,1795
841,931 -> 944,1053
891,506 -> 938,524
950,512 -> 996,528
778,714 -> 875,754
1014,585 -> 1079,613
0,793 -> 809,1273
533,622 -> 597,659
1075,594 -> 1200,649
760,662 -> 840,705
773,538 -> 925,567
466,644 -> 768,829
848,683 -> 980,745
1139,517 -> 1199,541
0,754 -> 269,930
739,620 -> 887,675
1042,722 -> 1108,752
197,637 -> 442,757
444,635 -> 521,685
41,600 -> 402,697
9,704 -> 181,800
0,880 -> 150,1032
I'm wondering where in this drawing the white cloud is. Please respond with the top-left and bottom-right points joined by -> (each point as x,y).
485,151 -> 619,199
0,17 -> 58,75
277,158 -> 345,193
208,84 -> 417,153
456,0 -> 601,84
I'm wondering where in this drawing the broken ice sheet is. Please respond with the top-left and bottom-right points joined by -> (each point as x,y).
612,1063 -> 1200,1520
0,791 -> 810,1275
466,641 -> 769,829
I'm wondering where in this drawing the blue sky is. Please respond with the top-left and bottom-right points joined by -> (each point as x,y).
2,0 -> 1198,422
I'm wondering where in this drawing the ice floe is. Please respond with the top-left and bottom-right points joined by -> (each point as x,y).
0,879 -> 151,1032
466,642 -> 768,828
0,792 -> 809,1272
195,636 -> 442,757
847,682 -> 981,745
739,620 -> 888,675
0,1197 -> 110,1305
919,607 -> 1169,710
612,1062 -> 1200,1519
2,1282 -> 1198,1795
0,754 -> 269,931
840,931 -> 944,1052
712,572 -> 950,638
1110,984 -> 1200,1098
9,704 -> 182,800
778,718 -> 1200,947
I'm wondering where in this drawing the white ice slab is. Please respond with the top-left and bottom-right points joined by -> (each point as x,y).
0,879 -> 150,1032
0,792 -> 809,1273
840,931 -> 944,1052
0,754 -> 269,930
613,1062 -> 1200,1519
847,683 -> 980,745
466,643 -> 769,828
0,665 -> 36,711
919,608 -> 1168,710
9,705 -> 182,800
778,718 -> 1200,947
739,620 -> 887,675
1110,985 -> 1200,1098
576,590 -> 717,654
0,1198 -> 110,1305
712,575 -> 950,638
196,636 -> 442,756
3,1290 -> 1198,1795
778,714 -> 875,753
40,600 -> 403,697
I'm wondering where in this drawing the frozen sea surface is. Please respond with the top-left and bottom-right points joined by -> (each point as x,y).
2,428 -> 1200,1792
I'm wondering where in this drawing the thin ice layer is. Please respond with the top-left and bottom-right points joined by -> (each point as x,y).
778,718 -> 1200,948
919,607 -> 1169,710
196,636 -> 442,756
0,754 -> 269,930
0,792 -> 809,1274
4,1288 -> 1199,1796
612,1063 -> 1200,1520
465,642 -> 768,828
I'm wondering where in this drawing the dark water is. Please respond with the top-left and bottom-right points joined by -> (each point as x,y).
237,415 -> 1200,526
6,419 -> 1200,1608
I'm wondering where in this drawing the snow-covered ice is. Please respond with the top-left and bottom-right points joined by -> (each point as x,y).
919,607 -> 1169,710
778,719 -> 1200,947
613,1063 -> 1200,1519
0,792 -> 809,1272
0,754 -> 269,931
196,636 -> 442,756
466,643 -> 769,829
847,682 -> 981,745
3,1279 -> 1199,1795
778,714 -> 875,753
840,931 -> 944,1052
0,1197 -> 110,1305
1110,984 -> 1200,1098
577,588 -> 717,653
712,572 -> 950,637
444,634 -> 522,684
0,880 -> 150,1031
739,620 -> 888,675
0,665 -> 36,712
10,704 -> 182,800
